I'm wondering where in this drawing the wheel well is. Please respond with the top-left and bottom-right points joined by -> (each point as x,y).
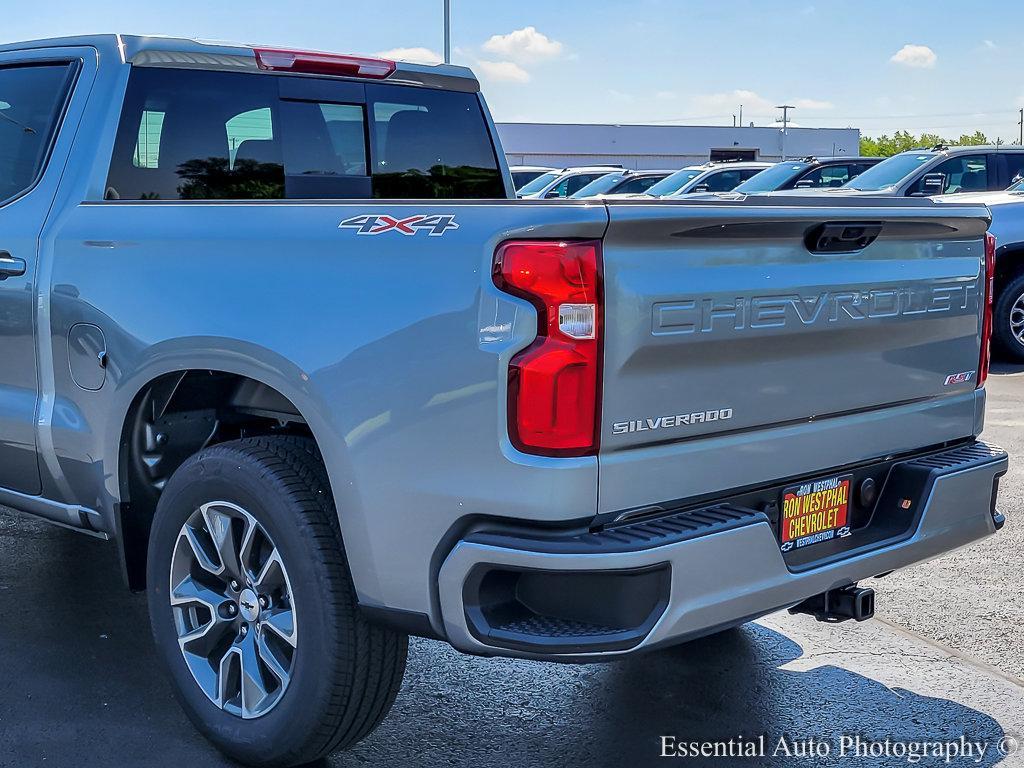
118,371 -> 314,590
994,243 -> 1024,300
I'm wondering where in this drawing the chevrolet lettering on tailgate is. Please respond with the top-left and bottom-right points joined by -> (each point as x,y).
653,282 -> 980,337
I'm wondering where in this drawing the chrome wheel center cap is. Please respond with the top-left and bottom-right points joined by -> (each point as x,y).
238,588 -> 260,622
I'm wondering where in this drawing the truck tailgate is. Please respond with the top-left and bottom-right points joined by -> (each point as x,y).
598,198 -> 991,514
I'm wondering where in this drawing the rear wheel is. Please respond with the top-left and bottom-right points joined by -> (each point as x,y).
993,273 -> 1024,362
146,436 -> 407,767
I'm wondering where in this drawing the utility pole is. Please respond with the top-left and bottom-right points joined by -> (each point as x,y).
443,0 -> 451,64
1019,107 -> 1023,145
739,104 -> 743,127
776,105 -> 795,159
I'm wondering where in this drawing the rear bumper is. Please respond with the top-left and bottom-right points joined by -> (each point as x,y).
437,441 -> 1007,661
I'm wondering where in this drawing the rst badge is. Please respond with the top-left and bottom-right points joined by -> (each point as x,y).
338,214 -> 459,236
944,370 -> 976,386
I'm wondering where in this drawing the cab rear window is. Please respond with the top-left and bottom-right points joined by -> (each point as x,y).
106,67 -> 504,200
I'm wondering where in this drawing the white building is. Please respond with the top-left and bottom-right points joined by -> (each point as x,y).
496,122 -> 861,170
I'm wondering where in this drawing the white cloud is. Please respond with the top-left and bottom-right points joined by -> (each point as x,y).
482,26 -> 563,63
375,47 -> 444,65
692,89 -> 832,116
693,89 -> 773,114
890,44 -> 937,68
983,39 -> 997,50
655,90 -> 678,101
791,97 -> 834,110
476,60 -> 530,83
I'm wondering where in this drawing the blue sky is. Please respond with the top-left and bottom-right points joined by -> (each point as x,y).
3,0 -> 1022,140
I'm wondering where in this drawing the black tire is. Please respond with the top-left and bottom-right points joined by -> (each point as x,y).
993,273 -> 1024,362
146,436 -> 407,767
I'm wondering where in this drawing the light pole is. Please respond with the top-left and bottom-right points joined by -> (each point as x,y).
444,0 -> 451,64
776,104 -> 795,159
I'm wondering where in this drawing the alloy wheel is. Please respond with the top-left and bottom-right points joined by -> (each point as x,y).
169,501 -> 298,719
1010,292 -> 1024,347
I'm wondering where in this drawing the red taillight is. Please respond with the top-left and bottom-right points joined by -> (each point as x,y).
978,232 -> 996,388
494,240 -> 603,456
253,48 -> 395,79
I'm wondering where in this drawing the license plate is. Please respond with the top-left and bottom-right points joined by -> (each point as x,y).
779,474 -> 853,552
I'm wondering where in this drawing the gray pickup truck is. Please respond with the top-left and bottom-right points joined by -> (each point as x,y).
781,145 -> 1024,198
934,185 -> 1024,361
0,34 -> 1009,767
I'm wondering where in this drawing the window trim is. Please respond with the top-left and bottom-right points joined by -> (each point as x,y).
0,58 -> 81,209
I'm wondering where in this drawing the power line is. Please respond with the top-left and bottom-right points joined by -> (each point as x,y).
642,114 -> 741,124
783,109 -> 1017,121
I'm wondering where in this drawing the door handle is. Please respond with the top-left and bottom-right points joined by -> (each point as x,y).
0,252 -> 26,280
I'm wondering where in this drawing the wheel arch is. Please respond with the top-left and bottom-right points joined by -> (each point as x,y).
994,241 -> 1024,300
111,349 -> 353,591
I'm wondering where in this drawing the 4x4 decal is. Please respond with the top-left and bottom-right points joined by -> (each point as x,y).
339,214 -> 460,236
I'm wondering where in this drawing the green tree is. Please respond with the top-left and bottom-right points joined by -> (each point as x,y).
860,130 -> 992,157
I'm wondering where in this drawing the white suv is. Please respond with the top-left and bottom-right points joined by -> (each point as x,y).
517,166 -> 623,199
639,161 -> 773,198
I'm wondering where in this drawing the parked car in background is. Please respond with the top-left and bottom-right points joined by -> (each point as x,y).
640,161 -> 772,198
830,145 -> 1024,197
935,181 -> 1024,360
730,156 -> 881,194
517,166 -> 623,198
509,165 -> 554,191
568,169 -> 672,198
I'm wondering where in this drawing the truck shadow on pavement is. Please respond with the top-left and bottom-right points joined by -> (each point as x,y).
0,511 -> 1012,768
991,362 -> 1024,376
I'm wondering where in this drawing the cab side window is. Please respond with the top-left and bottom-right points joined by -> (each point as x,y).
549,173 -> 605,198
703,169 -> 741,191
848,163 -> 874,182
566,173 -> 604,196
547,176 -> 573,198
368,84 -> 503,199
616,176 -> 662,194
107,68 -> 284,200
0,62 -> 77,203
906,155 -> 988,196
1003,154 -> 1024,187
799,165 -> 851,188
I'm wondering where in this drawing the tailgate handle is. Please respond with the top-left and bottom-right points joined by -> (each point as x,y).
805,222 -> 883,254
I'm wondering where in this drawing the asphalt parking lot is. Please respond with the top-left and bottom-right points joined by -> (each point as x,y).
2,371 -> 1023,768
875,364 -> 1024,680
